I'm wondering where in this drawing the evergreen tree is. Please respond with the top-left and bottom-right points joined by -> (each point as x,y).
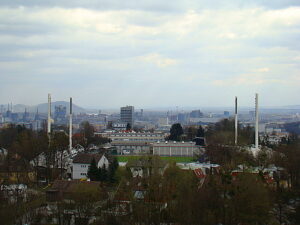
112,157 -> 119,171
87,158 -> 99,181
99,164 -> 108,182
169,123 -> 184,141
126,123 -> 131,131
103,164 -> 108,181
108,157 -> 119,183
196,126 -> 205,137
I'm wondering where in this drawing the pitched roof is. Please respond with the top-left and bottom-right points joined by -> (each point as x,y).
72,153 -> 103,164
49,180 -> 101,193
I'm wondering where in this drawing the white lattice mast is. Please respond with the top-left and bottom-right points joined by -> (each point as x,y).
69,97 -> 73,151
255,93 -> 259,149
47,94 -> 51,135
235,96 -> 238,145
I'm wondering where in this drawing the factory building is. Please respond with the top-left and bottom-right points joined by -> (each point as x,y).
111,142 -> 151,155
108,132 -> 166,143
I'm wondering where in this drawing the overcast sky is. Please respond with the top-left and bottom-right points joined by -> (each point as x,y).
0,0 -> 299,109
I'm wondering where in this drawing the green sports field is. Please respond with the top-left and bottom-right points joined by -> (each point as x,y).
116,155 -> 194,163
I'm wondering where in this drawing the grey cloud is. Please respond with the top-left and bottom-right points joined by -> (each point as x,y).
0,0 -> 185,12
0,24 -> 56,37
0,0 -> 299,11
0,3 -> 299,107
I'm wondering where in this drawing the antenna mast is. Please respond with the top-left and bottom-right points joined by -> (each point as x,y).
47,94 -> 52,135
255,93 -> 259,149
69,97 -> 73,151
235,96 -> 238,145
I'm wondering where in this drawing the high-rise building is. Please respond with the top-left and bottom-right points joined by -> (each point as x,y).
190,110 -> 203,118
120,106 -> 134,127
54,105 -> 66,123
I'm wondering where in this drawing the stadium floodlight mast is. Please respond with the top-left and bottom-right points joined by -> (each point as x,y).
235,96 -> 238,145
255,93 -> 259,150
47,94 -> 52,135
69,97 -> 73,151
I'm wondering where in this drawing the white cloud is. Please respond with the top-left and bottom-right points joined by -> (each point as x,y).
139,53 -> 178,68
253,68 -> 270,73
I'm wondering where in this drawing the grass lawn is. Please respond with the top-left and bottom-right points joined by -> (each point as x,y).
116,155 -> 194,163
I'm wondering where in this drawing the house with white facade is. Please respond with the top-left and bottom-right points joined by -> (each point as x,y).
72,153 -> 109,179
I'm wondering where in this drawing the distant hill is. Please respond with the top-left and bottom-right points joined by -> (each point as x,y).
37,101 -> 86,114
282,105 -> 300,109
9,101 -> 86,114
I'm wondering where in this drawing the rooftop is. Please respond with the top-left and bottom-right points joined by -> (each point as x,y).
72,153 -> 103,164
49,180 -> 101,193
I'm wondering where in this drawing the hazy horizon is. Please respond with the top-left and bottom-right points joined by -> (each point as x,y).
2,100 -> 300,113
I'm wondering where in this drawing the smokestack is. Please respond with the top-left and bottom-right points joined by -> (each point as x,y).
69,97 -> 73,151
255,93 -> 259,149
47,94 -> 51,135
235,96 -> 238,145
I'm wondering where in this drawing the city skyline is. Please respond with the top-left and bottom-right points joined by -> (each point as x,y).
1,99 -> 300,114
0,0 -> 299,108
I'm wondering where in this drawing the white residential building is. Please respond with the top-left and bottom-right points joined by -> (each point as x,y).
72,153 -> 109,179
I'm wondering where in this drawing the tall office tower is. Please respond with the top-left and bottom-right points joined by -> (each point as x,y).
120,105 -> 134,127
54,105 -> 67,123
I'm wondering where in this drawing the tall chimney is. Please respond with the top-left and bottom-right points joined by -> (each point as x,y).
255,93 -> 259,149
167,111 -> 169,125
235,96 -> 238,145
47,94 -> 51,135
69,97 -> 73,151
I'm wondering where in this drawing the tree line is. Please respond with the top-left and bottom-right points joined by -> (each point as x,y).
0,121 -> 110,183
